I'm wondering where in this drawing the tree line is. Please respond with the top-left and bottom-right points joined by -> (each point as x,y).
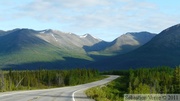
0,68 -> 100,92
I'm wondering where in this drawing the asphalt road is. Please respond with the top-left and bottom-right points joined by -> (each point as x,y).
0,75 -> 119,101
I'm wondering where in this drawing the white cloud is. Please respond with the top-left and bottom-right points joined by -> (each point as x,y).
56,0 -> 110,8
0,0 -> 180,41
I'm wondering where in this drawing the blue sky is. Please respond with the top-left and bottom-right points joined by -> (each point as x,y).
0,0 -> 179,41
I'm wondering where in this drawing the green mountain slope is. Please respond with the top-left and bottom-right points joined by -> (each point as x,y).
0,29 -> 92,69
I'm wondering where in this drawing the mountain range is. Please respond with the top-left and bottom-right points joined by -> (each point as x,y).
3,23 -> 180,71
89,23 -> 180,71
0,28 -> 155,70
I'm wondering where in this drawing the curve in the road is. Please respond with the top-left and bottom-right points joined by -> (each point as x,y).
72,75 -> 119,101
0,75 -> 119,101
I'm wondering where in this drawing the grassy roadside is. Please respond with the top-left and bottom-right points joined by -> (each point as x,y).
85,76 -> 128,101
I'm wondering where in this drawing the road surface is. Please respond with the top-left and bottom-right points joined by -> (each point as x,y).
0,75 -> 119,101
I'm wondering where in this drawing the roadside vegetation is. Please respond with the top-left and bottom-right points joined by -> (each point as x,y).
86,66 -> 180,101
0,68 -> 103,92
86,77 -> 126,101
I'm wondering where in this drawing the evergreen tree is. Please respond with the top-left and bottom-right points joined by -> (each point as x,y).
0,70 -> 5,91
133,77 -> 139,88
128,82 -> 133,94
173,66 -> 180,93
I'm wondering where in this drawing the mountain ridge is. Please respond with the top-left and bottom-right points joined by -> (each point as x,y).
87,23 -> 180,70
83,31 -> 156,55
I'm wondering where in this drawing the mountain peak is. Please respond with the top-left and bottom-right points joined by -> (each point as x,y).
124,31 -> 156,36
115,31 -> 156,43
80,33 -> 101,41
80,33 -> 91,38
39,29 -> 55,33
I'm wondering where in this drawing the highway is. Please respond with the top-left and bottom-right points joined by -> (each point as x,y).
0,75 -> 119,101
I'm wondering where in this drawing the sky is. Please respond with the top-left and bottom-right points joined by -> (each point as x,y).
0,0 -> 180,41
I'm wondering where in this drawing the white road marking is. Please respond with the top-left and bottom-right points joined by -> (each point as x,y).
72,87 -> 88,101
